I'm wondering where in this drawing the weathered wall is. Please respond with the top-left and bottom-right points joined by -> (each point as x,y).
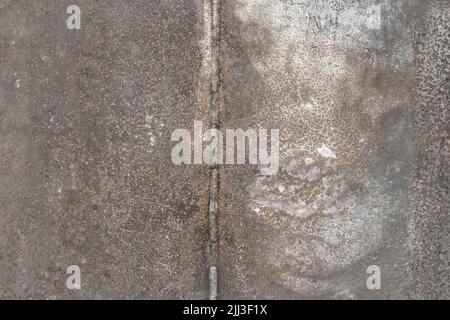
412,0 -> 450,299
0,0 -> 208,299
0,0 -> 448,299
219,0 -> 420,299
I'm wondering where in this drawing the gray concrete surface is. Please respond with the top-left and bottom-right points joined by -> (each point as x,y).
0,0 -> 448,299
0,0 -> 209,299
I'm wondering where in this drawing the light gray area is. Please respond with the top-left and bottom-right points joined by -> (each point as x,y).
219,0 -> 414,299
0,0 -> 448,299
217,0 -> 449,299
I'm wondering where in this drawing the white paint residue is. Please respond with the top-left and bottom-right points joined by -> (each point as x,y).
317,145 -> 336,159
365,5 -> 382,30
248,142 -> 386,295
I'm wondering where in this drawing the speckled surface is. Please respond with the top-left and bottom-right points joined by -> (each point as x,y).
0,0 -> 448,299
218,0 -> 449,299
0,0 -> 209,299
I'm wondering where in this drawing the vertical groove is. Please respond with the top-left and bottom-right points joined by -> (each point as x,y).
205,0 -> 221,300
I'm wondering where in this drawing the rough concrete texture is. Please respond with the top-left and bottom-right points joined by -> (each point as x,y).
0,0 -> 448,299
0,0 -> 209,299
218,0 -> 449,299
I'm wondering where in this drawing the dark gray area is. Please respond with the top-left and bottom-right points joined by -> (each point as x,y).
0,0 -> 448,299
0,0 -> 208,299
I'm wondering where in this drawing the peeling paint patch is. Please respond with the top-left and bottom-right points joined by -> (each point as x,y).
317,145 -> 336,159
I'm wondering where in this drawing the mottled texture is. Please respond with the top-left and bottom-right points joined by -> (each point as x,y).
218,0 -> 448,299
0,0 -> 448,300
412,0 -> 450,300
0,0 -> 208,299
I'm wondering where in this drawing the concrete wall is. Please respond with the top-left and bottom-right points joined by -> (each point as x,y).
0,0 -> 448,299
